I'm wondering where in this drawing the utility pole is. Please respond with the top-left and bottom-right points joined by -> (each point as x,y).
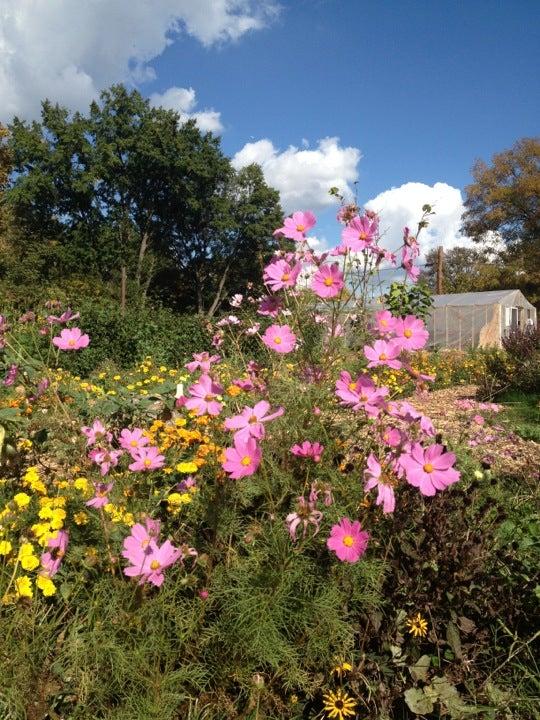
436,246 -> 444,294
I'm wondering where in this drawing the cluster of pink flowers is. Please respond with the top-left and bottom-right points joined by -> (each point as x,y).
122,518 -> 191,587
202,208 -> 462,566
81,420 -> 165,484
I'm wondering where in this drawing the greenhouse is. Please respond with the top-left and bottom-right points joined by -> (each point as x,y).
425,289 -> 537,349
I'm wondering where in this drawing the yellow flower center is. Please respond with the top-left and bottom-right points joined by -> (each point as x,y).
348,382 -> 357,391
380,318 -> 388,326
68,339 -> 76,347
379,353 -> 387,361
324,277 -> 334,286
143,458 -> 152,467
273,336 -> 282,344
342,535 -> 354,547
130,439 -> 138,447
150,560 -> 161,570
241,456 -> 251,466
404,328 -> 413,338
296,224 -> 305,232
282,273 -> 290,281
360,394 -> 368,402
423,463 -> 434,473
248,415 -> 258,424
204,394 -> 214,401
359,231 -> 367,240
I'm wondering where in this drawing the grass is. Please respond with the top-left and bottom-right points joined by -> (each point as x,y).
498,390 -> 540,442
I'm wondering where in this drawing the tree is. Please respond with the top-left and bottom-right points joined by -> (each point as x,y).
420,246 -> 503,294
462,137 -> 540,248
461,138 -> 540,304
5,85 -> 282,312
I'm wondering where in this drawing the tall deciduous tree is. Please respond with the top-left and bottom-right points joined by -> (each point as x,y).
5,85 -> 282,311
461,138 -> 540,304
420,246 -> 503,294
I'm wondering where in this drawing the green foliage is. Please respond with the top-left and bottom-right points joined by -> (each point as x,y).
383,280 -> 433,319
4,85 -> 282,315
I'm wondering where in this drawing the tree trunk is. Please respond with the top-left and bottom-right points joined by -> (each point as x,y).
206,263 -> 231,320
120,265 -> 127,315
135,231 -> 149,287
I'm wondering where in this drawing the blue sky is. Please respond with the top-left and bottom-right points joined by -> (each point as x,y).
1,0 -> 539,254
150,0 -> 540,202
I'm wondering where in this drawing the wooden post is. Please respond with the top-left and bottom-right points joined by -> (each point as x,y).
436,246 -> 444,294
445,305 -> 448,346
120,266 -> 127,316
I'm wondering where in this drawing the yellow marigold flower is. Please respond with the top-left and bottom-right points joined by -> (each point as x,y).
226,384 -> 242,397
23,467 -> 47,494
113,374 -> 121,381
176,461 -> 198,474
17,439 -> 33,451
174,418 -> 187,427
36,575 -> 56,596
74,512 -> 88,526
322,688 -> 357,719
18,543 -> 39,571
159,366 -> 167,372
195,416 -> 210,426
163,467 -> 173,475
73,477 -> 88,492
15,575 -> 33,599
107,390 -> 117,396
0,540 -> 13,555
13,492 -> 31,509
405,612 -> 428,637
140,389 -> 148,395
127,384 -> 135,390
123,512 -> 135,526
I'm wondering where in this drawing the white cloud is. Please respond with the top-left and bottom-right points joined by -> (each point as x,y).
0,0 -> 278,122
365,182 -> 471,258
149,86 -> 223,133
232,137 -> 361,213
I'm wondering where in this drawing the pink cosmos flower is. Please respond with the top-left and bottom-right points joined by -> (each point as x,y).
374,310 -> 397,335
335,371 -> 388,417
311,263 -> 344,299
381,427 -> 402,447
363,454 -> 396,514
224,400 -> 284,441
263,259 -> 302,292
185,374 -> 224,416
81,419 -> 112,447
401,246 -> 420,282
86,482 -> 113,508
290,441 -> 324,462
123,534 -> 182,587
119,428 -> 149,453
128,446 -> 165,472
286,496 -> 323,541
222,436 -> 262,479
40,530 -> 69,578
473,414 -> 485,425
88,448 -> 122,476
47,308 -> 80,325
392,315 -> 429,351
257,295 -> 282,317
52,327 -> 90,350
273,211 -> 316,242
364,339 -> 403,369
185,352 -> 221,374
341,215 -> 377,251
3,363 -> 18,386
122,518 -> 160,562
262,324 -> 296,354
327,518 -> 369,563
399,443 -> 460,496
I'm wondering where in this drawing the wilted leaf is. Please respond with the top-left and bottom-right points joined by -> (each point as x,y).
458,616 -> 476,634
409,654 -> 431,682
446,620 -> 462,659
404,687 -> 434,715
